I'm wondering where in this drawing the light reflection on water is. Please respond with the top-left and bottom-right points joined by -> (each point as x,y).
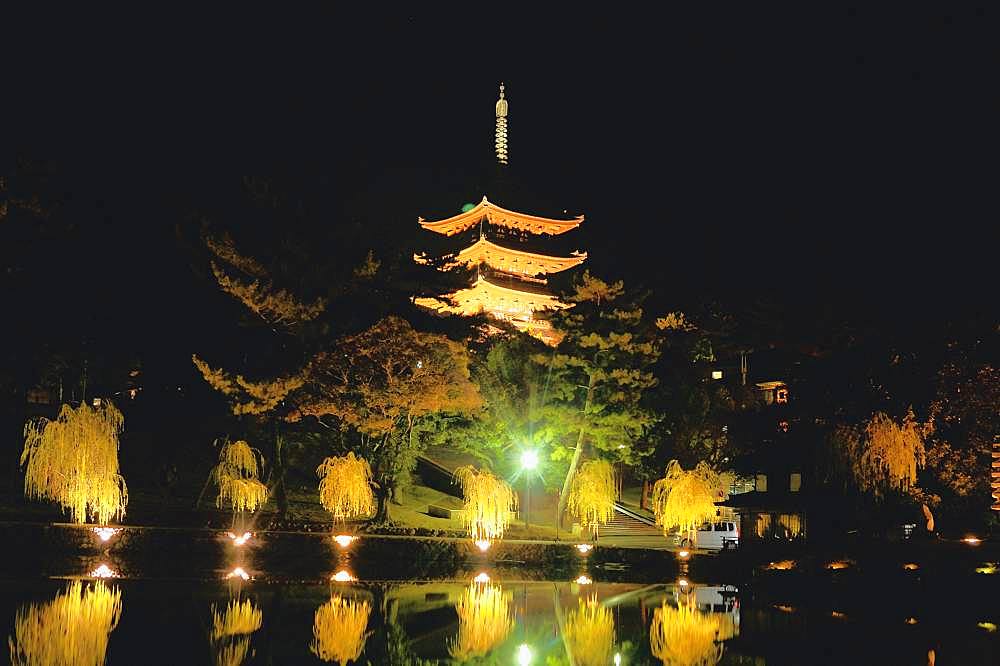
3,577 -> 998,664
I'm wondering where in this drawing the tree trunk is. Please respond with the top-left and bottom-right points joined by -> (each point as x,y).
373,482 -> 393,524
272,428 -> 289,520
557,370 -> 597,523
640,479 -> 650,510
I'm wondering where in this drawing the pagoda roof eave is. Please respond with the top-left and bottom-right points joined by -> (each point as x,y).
418,196 -> 584,236
451,237 -> 587,275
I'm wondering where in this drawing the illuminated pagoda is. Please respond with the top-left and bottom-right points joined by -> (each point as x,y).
414,83 -> 587,344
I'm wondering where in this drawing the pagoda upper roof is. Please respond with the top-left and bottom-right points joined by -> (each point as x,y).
418,196 -> 584,237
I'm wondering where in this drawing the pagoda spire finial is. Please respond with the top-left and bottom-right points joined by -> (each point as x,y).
494,82 -> 509,165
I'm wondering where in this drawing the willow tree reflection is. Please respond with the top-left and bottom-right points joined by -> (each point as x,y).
564,596 -> 615,666
210,597 -> 262,666
8,580 -> 122,666
310,594 -> 372,664
449,578 -> 514,661
648,597 -> 736,666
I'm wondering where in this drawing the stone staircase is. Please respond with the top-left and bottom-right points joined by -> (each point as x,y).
598,504 -> 665,538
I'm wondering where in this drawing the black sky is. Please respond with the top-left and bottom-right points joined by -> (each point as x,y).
8,6 -> 996,373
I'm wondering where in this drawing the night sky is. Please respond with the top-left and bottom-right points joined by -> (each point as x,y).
8,7 -> 995,386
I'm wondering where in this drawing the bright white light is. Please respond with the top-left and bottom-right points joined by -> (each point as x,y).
614,653 -> 622,666
678,550 -> 690,559
331,570 -> 356,582
92,527 -> 120,542
575,544 -> 593,554
712,370 -> 723,380
474,572 -> 491,584
517,644 -> 533,666
678,578 -> 689,588
574,575 -> 592,585
520,450 -> 539,470
475,539 -> 491,552
226,567 -> 250,581
963,536 -> 982,546
334,535 -> 355,548
90,564 -> 117,578
227,531 -> 252,546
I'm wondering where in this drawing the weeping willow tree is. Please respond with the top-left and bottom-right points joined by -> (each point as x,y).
825,409 -> 927,502
648,599 -> 737,666
449,580 -> 514,661
8,580 -> 122,666
21,401 -> 128,525
567,460 -> 618,539
858,410 -> 926,500
310,594 -> 372,664
453,466 -> 517,544
212,440 -> 268,530
564,597 -> 615,666
316,453 -> 376,526
650,460 -> 723,545
211,597 -> 263,666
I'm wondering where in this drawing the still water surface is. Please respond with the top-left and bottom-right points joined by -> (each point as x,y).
4,571 -> 998,665
2,527 -> 999,665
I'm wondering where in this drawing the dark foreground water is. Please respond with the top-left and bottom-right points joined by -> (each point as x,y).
2,527 -> 999,664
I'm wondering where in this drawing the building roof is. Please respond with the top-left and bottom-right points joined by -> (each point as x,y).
418,196 -> 584,237
416,236 -> 586,278
414,274 -> 569,318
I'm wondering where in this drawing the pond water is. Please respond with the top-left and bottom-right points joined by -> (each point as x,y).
4,573 -> 999,665
2,529 -> 999,664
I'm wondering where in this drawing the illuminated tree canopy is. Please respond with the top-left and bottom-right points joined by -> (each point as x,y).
453,465 -> 517,543
21,400 -> 128,525
650,460 -> 723,538
827,409 -> 927,501
212,439 -> 268,517
316,452 -> 376,523
567,459 -> 617,537
540,271 -> 661,520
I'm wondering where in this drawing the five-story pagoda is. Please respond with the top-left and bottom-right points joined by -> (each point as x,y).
414,83 -> 587,344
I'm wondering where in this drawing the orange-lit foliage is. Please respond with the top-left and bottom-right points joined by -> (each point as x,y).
651,461 -> 722,541
209,260 -> 325,327
212,440 -> 268,515
567,460 -> 617,537
454,466 -> 517,543
21,401 -> 128,525
316,453 -> 376,523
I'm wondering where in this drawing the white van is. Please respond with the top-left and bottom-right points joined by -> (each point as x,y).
678,520 -> 739,550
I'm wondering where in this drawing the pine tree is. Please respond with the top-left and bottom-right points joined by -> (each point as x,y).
539,271 -> 660,522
